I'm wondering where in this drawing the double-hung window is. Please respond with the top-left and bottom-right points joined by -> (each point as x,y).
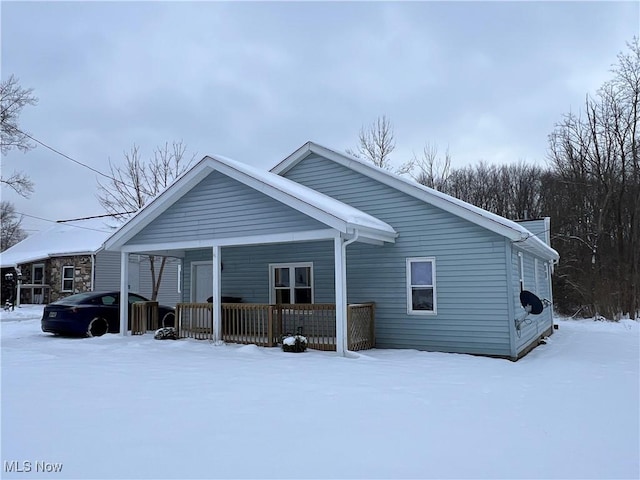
62,266 -> 74,292
270,263 -> 313,304
406,257 -> 436,314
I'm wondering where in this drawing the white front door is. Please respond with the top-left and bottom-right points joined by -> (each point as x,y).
192,263 -> 212,303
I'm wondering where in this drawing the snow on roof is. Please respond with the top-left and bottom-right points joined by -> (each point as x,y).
273,142 -> 559,260
104,153 -> 397,250
210,153 -> 397,237
1,218 -> 117,268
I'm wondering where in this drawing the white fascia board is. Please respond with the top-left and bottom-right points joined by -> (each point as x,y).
273,142 -> 556,260
51,251 -> 97,258
0,251 -> 97,268
518,235 -> 560,261
272,141 -> 313,174
119,228 -> 339,253
103,160 -> 215,251
0,255 -> 47,268
347,224 -> 397,244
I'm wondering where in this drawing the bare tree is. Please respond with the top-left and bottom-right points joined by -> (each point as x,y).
0,201 -> 27,252
412,143 -> 452,191
0,75 -> 37,197
347,115 -> 414,174
97,140 -> 196,300
547,37 -> 639,319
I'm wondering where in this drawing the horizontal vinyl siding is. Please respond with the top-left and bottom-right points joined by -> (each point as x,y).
183,241 -> 335,304
182,250 -> 211,302
517,219 -> 550,246
95,252 -> 180,305
94,251 -> 123,291
138,256 -> 181,306
284,153 -> 512,356
128,171 -> 325,245
513,248 -> 554,353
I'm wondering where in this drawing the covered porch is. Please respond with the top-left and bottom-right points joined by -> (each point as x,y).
103,154 -> 397,355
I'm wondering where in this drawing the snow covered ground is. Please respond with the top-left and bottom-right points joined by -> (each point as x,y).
1,305 -> 638,479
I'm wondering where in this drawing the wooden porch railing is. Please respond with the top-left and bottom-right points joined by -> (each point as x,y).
175,303 -> 213,340
131,301 -> 159,335
174,302 -> 375,351
273,304 -> 337,351
347,303 -> 375,351
222,303 -> 274,347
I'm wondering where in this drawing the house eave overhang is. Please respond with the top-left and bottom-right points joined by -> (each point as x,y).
0,250 -> 100,269
516,234 -> 560,262
103,154 -> 396,252
272,142 -> 557,261
0,255 -> 48,268
345,224 -> 397,244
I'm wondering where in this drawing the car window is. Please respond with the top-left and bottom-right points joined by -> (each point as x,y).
52,292 -> 96,305
128,294 -> 147,304
100,295 -> 117,306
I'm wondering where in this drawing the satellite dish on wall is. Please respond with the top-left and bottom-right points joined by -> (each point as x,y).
520,290 -> 544,315
515,290 -> 551,337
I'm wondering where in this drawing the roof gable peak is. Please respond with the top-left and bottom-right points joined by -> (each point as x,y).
272,141 -> 558,261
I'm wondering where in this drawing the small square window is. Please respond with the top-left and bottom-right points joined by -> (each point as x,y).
62,266 -> 74,292
407,258 -> 436,314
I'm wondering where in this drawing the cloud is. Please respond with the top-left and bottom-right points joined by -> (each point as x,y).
1,1 -> 638,232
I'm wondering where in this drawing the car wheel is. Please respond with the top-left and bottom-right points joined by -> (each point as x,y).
162,312 -> 175,328
87,317 -> 109,337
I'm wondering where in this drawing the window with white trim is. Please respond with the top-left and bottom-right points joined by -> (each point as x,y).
269,263 -> 313,304
62,266 -> 74,292
406,257 -> 436,314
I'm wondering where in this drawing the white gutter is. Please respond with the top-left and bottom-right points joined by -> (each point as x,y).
343,229 -> 360,248
338,230 -> 359,357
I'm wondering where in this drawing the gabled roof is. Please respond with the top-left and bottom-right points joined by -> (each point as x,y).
103,153 -> 397,251
0,218 -> 116,268
272,141 -> 559,261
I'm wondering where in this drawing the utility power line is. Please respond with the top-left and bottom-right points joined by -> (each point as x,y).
4,124 -> 137,190
14,211 -> 129,233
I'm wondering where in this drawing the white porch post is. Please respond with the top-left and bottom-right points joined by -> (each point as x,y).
119,251 -> 129,336
334,236 -> 347,356
212,245 -> 222,343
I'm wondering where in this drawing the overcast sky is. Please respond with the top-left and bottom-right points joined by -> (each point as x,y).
2,1 -> 638,234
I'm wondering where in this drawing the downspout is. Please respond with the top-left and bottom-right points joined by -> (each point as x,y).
344,229 -> 360,248
505,240 -> 518,360
90,254 -> 95,291
15,266 -> 22,308
340,229 -> 359,356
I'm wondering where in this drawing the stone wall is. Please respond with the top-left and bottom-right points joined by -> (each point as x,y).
17,256 -> 94,303
50,256 -> 93,301
16,260 -> 48,304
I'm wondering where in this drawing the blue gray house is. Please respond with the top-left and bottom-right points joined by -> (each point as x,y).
103,142 -> 559,360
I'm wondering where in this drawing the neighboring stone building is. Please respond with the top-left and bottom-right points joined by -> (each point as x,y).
1,218 -> 181,305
